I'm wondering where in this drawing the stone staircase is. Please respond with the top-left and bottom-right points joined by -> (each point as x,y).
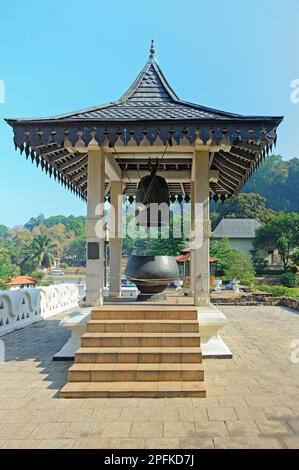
60,306 -> 206,398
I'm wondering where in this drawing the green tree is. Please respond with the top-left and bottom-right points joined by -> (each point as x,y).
66,236 -> 86,263
47,224 -> 75,258
24,213 -> 46,231
0,224 -> 12,249
210,238 -> 255,283
254,213 -> 299,270
244,155 -> 299,212
22,234 -> 56,271
291,249 -> 299,266
212,193 -> 274,229
0,247 -> 20,289
225,249 -> 255,284
0,224 -> 10,240
44,215 -> 85,237
210,237 -> 232,275
10,230 -> 33,270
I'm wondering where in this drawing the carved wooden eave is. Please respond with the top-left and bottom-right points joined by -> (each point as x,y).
5,45 -> 283,202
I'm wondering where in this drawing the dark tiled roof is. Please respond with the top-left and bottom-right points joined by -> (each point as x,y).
7,55 -> 273,123
212,218 -> 261,238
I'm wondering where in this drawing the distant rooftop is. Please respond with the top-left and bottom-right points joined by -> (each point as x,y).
212,218 -> 261,239
8,275 -> 38,286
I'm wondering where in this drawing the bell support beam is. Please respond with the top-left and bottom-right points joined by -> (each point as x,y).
85,149 -> 105,306
122,170 -> 219,183
191,150 -> 210,306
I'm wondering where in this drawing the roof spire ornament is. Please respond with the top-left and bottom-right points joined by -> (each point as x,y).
149,39 -> 155,61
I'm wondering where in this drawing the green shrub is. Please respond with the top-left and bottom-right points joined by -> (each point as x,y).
30,270 -> 44,281
225,249 -> 256,285
289,265 -> 298,274
291,248 -> 299,266
280,272 -> 297,287
258,284 -> 289,296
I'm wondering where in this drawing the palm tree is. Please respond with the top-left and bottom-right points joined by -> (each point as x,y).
23,234 -> 55,270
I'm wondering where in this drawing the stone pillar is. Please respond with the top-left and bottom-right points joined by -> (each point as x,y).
191,150 -> 210,306
109,180 -> 123,297
190,180 -> 195,294
85,149 -> 105,306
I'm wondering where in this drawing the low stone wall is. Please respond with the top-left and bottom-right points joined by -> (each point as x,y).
0,284 -> 85,336
280,297 -> 299,311
212,292 -> 299,311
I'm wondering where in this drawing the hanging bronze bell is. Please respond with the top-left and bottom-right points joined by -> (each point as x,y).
135,158 -> 170,227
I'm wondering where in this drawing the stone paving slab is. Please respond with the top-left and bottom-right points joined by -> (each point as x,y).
0,306 -> 298,449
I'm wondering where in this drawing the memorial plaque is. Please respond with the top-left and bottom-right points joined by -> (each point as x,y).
87,242 -> 100,260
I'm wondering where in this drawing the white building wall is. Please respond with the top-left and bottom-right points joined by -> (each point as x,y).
213,237 -> 254,254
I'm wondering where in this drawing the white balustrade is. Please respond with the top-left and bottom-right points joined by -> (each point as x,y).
0,284 -> 85,336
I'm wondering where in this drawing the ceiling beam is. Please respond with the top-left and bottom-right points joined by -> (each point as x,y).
63,157 -> 88,176
218,171 -> 237,190
115,158 -> 192,165
213,155 -> 245,178
70,166 -> 88,182
234,142 -> 260,152
122,170 -> 191,182
230,147 -> 257,162
105,153 -> 122,181
121,169 -> 219,183
47,152 -> 70,164
213,159 -> 242,184
38,146 -> 68,158
58,154 -> 87,171
219,151 -> 251,170
77,177 -> 88,188
104,145 -> 195,154
217,177 -> 235,194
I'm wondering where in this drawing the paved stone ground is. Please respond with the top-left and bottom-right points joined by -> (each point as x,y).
0,306 -> 298,449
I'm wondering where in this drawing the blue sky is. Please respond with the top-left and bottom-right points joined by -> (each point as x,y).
0,0 -> 298,227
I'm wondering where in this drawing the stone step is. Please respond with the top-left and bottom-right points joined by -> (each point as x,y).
75,347 -> 202,364
68,363 -> 205,382
86,320 -> 199,333
60,381 -> 206,398
81,332 -> 201,348
91,309 -> 197,321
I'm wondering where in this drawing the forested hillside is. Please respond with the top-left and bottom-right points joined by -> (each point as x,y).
243,155 -> 299,212
212,155 -> 299,225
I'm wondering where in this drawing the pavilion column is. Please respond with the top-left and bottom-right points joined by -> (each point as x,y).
191,150 -> 210,306
85,149 -> 105,306
109,180 -> 123,297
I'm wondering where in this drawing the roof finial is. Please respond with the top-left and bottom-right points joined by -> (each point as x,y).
150,39 -> 155,58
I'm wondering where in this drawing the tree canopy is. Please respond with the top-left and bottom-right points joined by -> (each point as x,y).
211,193 -> 274,229
253,213 -> 299,270
244,155 -> 299,212
210,237 -> 255,284
22,234 -> 56,271
0,247 -> 19,289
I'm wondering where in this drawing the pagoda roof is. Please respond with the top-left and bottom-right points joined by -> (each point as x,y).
5,42 -> 283,201
7,48 -> 280,124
